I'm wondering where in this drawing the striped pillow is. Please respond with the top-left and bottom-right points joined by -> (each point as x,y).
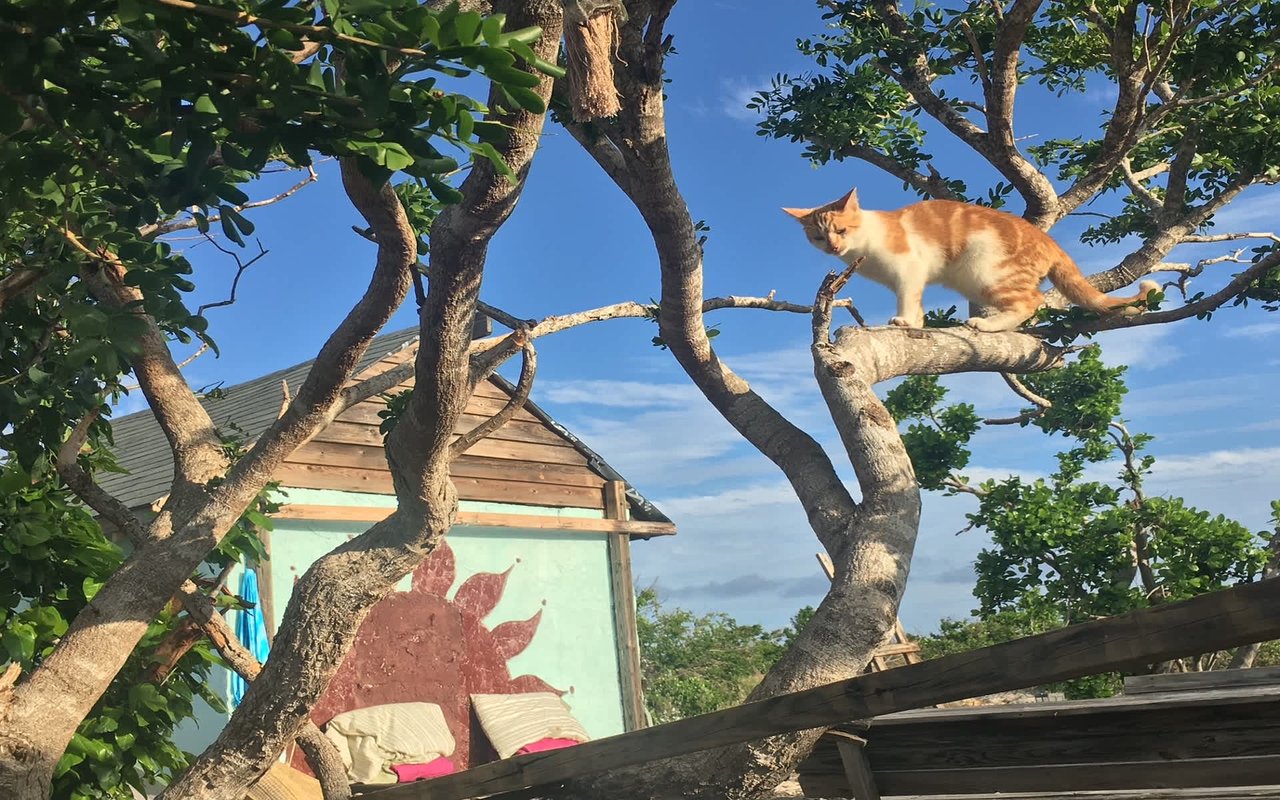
471,693 -> 590,760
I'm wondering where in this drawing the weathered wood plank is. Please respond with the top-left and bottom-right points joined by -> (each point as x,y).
1124,665 -> 1280,695
311,418 -> 588,465
605,481 -> 647,731
273,463 -> 604,508
352,392 -> 536,420
804,786 -> 1280,799
273,504 -> 676,536
314,414 -> 578,449
869,685 -> 1280,725
833,733 -> 881,800
371,577 -> 1280,800
285,444 -> 604,489
800,692 -> 1280,773
876,755 -> 1280,795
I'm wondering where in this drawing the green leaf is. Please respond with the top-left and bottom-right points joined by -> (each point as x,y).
453,11 -> 483,44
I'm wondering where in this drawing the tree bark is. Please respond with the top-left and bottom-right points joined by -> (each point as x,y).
156,3 -> 563,798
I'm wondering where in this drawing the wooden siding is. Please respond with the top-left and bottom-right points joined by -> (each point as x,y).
277,357 -> 608,511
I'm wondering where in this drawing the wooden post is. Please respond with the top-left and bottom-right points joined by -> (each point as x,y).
258,529 -> 276,642
830,731 -> 881,800
605,480 -> 647,730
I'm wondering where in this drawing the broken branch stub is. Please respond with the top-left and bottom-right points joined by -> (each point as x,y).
561,0 -> 625,121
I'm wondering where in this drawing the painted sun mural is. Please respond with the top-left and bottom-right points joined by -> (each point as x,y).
291,539 -> 564,774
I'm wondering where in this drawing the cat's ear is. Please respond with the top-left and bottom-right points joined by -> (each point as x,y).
781,207 -> 812,220
837,188 -> 859,212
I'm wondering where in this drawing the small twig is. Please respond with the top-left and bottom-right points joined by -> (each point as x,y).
122,343 -> 209,392
812,258 -> 864,344
1002,372 -> 1052,409
983,409 -> 1045,426
452,341 -> 536,458
958,19 -> 991,91
1120,157 -> 1163,213
197,237 -> 269,316
143,166 -> 318,238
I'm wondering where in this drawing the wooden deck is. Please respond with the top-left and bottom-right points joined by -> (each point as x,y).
797,684 -> 1280,798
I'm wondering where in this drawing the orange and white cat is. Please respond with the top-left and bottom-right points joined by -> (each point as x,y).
784,189 -> 1159,332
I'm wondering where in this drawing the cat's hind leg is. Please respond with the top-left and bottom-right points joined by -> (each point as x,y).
966,284 -> 1044,332
889,282 -> 927,328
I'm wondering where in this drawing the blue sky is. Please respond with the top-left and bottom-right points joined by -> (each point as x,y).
130,2 -> 1280,634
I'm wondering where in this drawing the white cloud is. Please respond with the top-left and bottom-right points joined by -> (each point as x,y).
1224,321 -> 1280,339
1148,445 -> 1280,484
1092,325 -> 1182,370
655,480 -> 798,519
1199,187 -> 1280,231
720,77 -> 769,121
539,380 -> 702,409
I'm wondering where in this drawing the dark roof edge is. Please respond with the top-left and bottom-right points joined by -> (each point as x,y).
488,372 -> 674,527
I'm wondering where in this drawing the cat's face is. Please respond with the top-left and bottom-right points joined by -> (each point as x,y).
782,189 -> 862,256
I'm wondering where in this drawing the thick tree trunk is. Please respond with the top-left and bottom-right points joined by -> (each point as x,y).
156,4 -> 563,798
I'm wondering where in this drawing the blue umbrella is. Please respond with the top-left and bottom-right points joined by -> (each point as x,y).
231,567 -> 270,707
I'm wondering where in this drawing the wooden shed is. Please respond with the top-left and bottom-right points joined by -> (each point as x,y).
100,326 -> 674,770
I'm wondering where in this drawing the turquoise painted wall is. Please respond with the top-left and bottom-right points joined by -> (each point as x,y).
173,489 -> 630,758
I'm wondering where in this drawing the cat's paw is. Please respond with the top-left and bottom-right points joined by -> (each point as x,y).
964,316 -> 1002,332
890,315 -> 923,328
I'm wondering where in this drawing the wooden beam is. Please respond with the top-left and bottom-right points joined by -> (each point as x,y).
370,577 -> 1280,800
876,755 -> 1280,795
273,504 -> 676,537
832,732 -> 881,800
257,530 -> 276,642
604,480 -> 647,731
1123,665 -> 1280,695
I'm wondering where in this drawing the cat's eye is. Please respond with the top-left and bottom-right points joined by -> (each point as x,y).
834,228 -> 847,235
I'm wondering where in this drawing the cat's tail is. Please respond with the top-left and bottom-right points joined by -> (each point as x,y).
1048,261 -> 1160,317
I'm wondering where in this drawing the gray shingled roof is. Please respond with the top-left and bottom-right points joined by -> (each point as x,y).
101,326 -> 670,524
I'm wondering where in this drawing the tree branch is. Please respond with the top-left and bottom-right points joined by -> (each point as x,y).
837,143 -> 961,200
452,341 -> 535,458
0,268 -> 42,310
141,166 -> 318,238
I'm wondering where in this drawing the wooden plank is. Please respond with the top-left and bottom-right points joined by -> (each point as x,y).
257,530 -> 276,642
603,480 -> 628,521
801,693 -> 1280,773
870,685 -> 1280,726
832,733 -> 881,800
803,786 -> 1280,800
285,443 -> 604,489
273,463 -> 604,509
370,577 -> 1280,800
273,504 -> 676,536
355,391 -> 535,419
315,416 -> 587,465
1124,665 -> 1280,695
605,481 -> 647,731
314,414 -> 580,449
876,755 -> 1280,795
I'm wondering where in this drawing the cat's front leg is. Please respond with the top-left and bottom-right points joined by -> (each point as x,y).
889,283 -> 926,328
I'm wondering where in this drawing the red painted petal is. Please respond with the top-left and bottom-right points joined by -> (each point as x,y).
490,609 -> 542,661
508,674 -> 565,696
453,566 -> 511,620
412,539 -> 456,596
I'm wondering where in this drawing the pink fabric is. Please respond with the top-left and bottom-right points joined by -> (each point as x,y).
516,737 -> 580,755
392,758 -> 455,782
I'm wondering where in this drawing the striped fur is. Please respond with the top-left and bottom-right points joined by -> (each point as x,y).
783,189 -> 1159,332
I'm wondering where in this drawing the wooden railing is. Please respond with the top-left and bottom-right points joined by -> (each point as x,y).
365,578 -> 1280,800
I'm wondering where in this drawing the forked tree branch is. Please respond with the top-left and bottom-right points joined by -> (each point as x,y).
452,341 -> 535,458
